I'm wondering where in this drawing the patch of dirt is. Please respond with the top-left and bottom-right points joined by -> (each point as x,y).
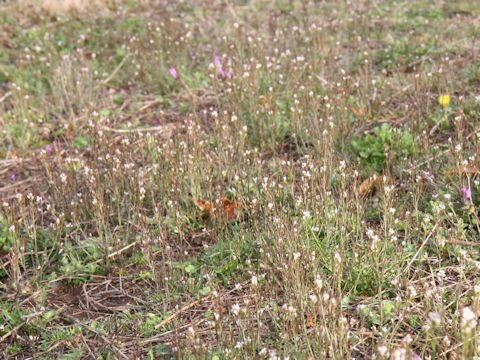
0,157 -> 44,202
45,275 -> 148,320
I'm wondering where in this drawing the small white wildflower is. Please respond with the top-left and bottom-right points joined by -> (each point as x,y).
407,285 -> 417,298
461,307 -> 477,333
443,335 -> 451,346
428,312 -> 441,326
391,348 -> 407,360
232,303 -> 241,316
377,345 -> 388,357
403,334 -> 413,344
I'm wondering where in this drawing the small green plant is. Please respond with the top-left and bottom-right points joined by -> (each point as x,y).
351,123 -> 415,173
139,313 -> 163,336
59,241 -> 103,284
0,218 -> 13,255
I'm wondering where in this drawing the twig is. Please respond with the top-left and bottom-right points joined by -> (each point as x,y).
93,241 -> 139,265
99,123 -> 176,135
428,120 -> 442,137
445,239 -> 480,247
152,280 -> 249,331
441,329 -> 480,357
154,294 -> 212,329
403,220 -> 440,274
0,158 -> 27,166
56,306 -> 129,360
139,100 -> 160,112
102,56 -> 128,85
142,318 -> 209,345
0,91 -> 12,104
409,149 -> 450,170
0,321 -> 29,343
0,309 -> 46,343
0,178 -> 37,193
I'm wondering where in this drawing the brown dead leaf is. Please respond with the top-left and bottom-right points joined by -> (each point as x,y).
193,197 -> 238,221
193,198 -> 214,218
258,95 -> 268,106
305,313 -> 314,328
220,197 -> 236,220
401,63 -> 419,74
358,175 -> 390,197
446,164 -> 479,176
358,176 -> 378,196
349,105 -> 365,117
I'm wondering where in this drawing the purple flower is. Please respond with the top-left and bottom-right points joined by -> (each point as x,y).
168,67 -> 178,79
10,174 -> 17,182
213,53 -> 232,80
461,186 -> 472,201
411,353 -> 421,360
217,66 -> 226,79
44,144 -> 53,155
214,53 -> 222,67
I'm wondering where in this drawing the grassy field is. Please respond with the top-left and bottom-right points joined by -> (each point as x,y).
1,0 -> 480,358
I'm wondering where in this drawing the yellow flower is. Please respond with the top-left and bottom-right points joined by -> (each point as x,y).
438,95 -> 450,109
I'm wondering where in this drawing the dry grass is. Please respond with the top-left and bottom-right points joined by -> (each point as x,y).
1,0 -> 480,358
43,0 -> 109,14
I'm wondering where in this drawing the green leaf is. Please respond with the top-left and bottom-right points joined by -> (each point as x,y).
381,300 -> 395,319
184,264 -> 197,274
73,136 -> 90,149
199,286 -> 211,296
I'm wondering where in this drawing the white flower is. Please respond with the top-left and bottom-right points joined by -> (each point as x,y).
302,210 -> 311,219
391,348 -> 407,360
428,312 -> 441,326
461,307 -> 477,333
232,303 -> 241,316
377,345 -> 388,357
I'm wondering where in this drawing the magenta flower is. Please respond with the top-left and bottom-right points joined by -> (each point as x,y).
461,186 -> 472,201
44,144 -> 53,155
168,67 -> 178,79
213,53 -> 232,80
218,66 -> 226,79
214,53 -> 222,67
411,353 -> 421,360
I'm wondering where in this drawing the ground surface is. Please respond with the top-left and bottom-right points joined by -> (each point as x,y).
1,0 -> 480,359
